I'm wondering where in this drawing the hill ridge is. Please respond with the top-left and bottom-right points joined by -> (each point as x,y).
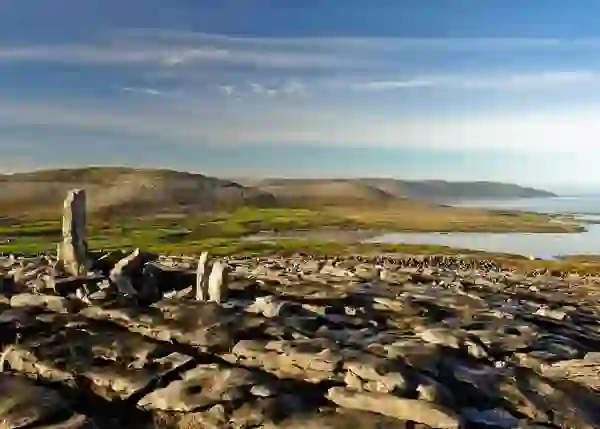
0,167 -> 556,217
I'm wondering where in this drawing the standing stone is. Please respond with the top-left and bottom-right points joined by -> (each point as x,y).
109,248 -> 142,297
59,189 -> 90,276
195,252 -> 211,301
207,261 -> 229,304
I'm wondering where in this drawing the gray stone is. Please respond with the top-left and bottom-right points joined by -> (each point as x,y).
208,261 -> 229,303
81,300 -> 260,351
59,189 -> 90,277
109,248 -> 142,297
137,363 -> 258,411
3,322 -> 193,400
231,339 -> 342,382
326,387 -> 461,428
246,295 -> 289,318
10,293 -> 70,313
541,352 -> 600,389
195,251 -> 210,301
342,355 -> 409,394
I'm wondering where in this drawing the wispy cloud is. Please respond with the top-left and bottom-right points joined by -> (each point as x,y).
2,31 -> 600,97
350,71 -> 599,91
121,87 -> 165,96
2,97 -> 600,154
246,81 -> 306,98
116,30 -> 600,51
351,79 -> 435,90
3,29 -> 600,163
0,38 -> 343,69
5,31 -> 600,71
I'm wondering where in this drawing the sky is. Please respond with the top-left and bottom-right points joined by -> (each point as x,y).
3,1 -> 600,189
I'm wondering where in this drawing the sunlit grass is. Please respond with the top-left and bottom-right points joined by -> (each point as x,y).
0,205 -> 588,275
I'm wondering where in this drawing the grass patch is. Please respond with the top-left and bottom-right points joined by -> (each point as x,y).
0,205 -> 581,253
0,205 -> 589,275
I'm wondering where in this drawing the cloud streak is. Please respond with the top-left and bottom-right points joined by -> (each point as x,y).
121,87 -> 165,96
1,97 -> 600,154
350,71 -> 600,91
3,29 -> 600,165
116,30 -> 600,51
0,39 -> 343,69
2,31 -> 600,96
4,31 -> 600,71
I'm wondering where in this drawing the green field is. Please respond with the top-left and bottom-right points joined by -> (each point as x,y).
0,205 -> 592,276
0,205 -> 581,254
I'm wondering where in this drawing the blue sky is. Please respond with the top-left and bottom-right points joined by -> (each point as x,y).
3,0 -> 600,188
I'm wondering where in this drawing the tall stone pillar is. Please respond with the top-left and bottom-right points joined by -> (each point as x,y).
195,252 -> 211,301
59,189 -> 90,276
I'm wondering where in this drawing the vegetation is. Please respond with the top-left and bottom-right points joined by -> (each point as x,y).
253,177 -> 556,201
0,167 -> 557,219
0,167 -> 586,273
0,205 -> 581,253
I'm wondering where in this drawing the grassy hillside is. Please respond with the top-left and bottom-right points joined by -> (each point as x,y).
246,178 -> 555,205
0,167 -> 277,218
0,167 -> 556,219
0,167 -> 576,257
245,179 -> 400,208
357,179 -> 555,200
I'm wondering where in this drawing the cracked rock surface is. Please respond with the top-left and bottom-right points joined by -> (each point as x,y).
2,252 -> 600,428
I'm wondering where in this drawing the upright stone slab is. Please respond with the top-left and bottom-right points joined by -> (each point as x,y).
195,252 -> 211,301
109,248 -> 142,297
59,189 -> 89,276
207,261 -> 229,304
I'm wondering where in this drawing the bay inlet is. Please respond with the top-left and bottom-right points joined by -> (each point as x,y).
367,197 -> 600,259
245,197 -> 600,259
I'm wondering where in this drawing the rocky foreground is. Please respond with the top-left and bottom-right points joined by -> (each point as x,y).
2,250 -> 600,429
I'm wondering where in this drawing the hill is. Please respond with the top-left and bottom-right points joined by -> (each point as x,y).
244,178 -> 555,206
0,167 -> 277,218
0,167 -> 556,218
239,179 -> 400,207
357,179 -> 555,200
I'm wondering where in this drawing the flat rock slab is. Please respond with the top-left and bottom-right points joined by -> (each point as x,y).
0,373 -> 70,429
230,338 -> 343,382
542,352 -> 600,389
3,317 -> 193,400
80,299 -> 265,351
138,362 -> 262,412
326,387 -> 461,429
9,293 -> 71,313
341,351 -> 410,394
274,281 -> 351,301
275,407 -> 415,429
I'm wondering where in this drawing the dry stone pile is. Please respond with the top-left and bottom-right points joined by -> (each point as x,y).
1,190 -> 600,428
